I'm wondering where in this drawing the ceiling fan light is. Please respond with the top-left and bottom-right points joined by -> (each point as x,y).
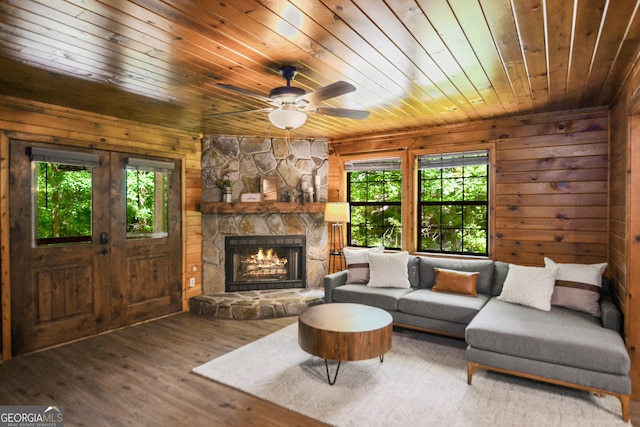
268,107 -> 307,130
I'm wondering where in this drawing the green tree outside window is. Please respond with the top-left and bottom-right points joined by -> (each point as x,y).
347,161 -> 402,249
35,163 -> 92,245
418,151 -> 488,255
126,169 -> 168,238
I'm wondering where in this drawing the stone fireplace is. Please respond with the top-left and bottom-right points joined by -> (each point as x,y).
200,136 -> 328,295
225,235 -> 306,292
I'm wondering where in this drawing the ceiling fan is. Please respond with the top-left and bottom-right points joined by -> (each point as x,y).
210,66 -> 370,130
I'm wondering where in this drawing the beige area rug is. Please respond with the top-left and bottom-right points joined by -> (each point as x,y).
193,324 -> 629,427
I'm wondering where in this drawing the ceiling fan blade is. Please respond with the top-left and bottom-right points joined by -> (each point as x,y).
298,81 -> 356,104
208,107 -> 273,118
215,83 -> 280,106
313,107 -> 370,120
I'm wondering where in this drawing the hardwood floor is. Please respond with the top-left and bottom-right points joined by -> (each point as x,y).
0,313 -> 329,427
0,312 -> 638,426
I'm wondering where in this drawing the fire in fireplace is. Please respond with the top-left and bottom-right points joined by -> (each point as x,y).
225,235 -> 306,292
239,248 -> 288,280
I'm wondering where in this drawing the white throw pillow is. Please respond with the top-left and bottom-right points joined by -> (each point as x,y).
367,251 -> 410,288
497,263 -> 559,311
343,246 -> 385,284
544,257 -> 607,317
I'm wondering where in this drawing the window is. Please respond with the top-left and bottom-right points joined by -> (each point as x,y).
31,148 -> 98,246
418,151 -> 488,255
346,158 -> 402,249
125,158 -> 174,239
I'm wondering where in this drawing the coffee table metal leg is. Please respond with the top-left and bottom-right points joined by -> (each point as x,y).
324,354 -> 385,384
324,360 -> 341,385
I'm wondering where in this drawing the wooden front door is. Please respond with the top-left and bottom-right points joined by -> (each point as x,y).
108,152 -> 183,328
9,141 -> 182,355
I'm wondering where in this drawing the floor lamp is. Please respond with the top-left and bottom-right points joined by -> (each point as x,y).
324,202 -> 350,273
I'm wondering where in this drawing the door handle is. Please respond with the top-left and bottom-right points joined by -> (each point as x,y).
100,232 -> 109,245
99,248 -> 108,255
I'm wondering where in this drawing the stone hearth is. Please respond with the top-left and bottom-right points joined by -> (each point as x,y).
189,289 -> 324,319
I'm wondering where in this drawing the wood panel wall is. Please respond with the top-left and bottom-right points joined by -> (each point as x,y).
610,55 -> 640,399
329,107 -> 609,267
0,95 -> 203,360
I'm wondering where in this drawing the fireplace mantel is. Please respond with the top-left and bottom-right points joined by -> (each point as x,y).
200,201 -> 325,214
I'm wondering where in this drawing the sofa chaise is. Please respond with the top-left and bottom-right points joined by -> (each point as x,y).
323,250 -> 631,421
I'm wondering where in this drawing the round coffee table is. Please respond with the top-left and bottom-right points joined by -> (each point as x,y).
298,303 -> 393,385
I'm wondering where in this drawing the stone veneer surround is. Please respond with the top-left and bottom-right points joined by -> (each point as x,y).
201,135 -> 329,294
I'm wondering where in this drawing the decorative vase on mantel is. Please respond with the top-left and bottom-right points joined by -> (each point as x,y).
222,187 -> 232,203
216,177 -> 234,203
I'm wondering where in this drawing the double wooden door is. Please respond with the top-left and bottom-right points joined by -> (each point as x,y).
10,140 -> 182,355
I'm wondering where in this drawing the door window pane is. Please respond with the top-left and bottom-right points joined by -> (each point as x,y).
126,169 -> 168,239
33,162 -> 93,245
127,169 -> 169,239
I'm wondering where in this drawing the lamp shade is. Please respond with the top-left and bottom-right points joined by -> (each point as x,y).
268,105 -> 308,130
324,202 -> 350,223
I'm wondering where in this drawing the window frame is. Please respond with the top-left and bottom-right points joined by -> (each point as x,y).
416,150 -> 490,256
345,158 -> 403,249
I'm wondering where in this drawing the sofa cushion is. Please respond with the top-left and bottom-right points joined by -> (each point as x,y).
332,284 -> 413,311
343,246 -> 385,284
398,289 -> 490,325
544,257 -> 607,317
418,257 -> 495,295
407,255 -> 420,288
492,261 -> 510,296
367,251 -> 410,288
432,268 -> 479,296
497,263 -> 558,311
466,298 -> 630,375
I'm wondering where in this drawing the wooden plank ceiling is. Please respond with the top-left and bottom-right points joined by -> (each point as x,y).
0,0 -> 639,141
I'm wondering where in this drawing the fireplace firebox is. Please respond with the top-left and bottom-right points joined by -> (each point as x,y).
225,235 -> 306,292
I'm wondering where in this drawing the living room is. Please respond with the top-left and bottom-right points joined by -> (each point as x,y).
0,1 -> 639,425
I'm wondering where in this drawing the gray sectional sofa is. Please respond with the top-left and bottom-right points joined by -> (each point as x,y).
323,254 -> 631,421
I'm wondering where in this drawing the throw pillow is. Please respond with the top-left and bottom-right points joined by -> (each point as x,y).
497,263 -> 559,311
343,246 -> 385,284
367,251 -> 410,288
432,268 -> 479,296
544,257 -> 607,317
